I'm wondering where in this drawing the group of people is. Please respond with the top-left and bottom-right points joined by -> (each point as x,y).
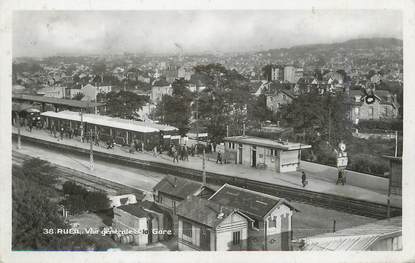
170,145 -> 189,163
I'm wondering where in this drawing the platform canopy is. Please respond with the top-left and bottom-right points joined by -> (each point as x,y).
224,135 -> 311,151
12,94 -> 105,109
41,111 -> 160,133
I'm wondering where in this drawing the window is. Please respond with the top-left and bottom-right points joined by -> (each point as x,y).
270,149 -> 274,156
232,231 -> 241,245
268,217 -> 277,228
253,220 -> 259,229
183,221 -> 192,238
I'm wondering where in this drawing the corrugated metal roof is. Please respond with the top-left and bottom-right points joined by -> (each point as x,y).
41,111 -> 159,133
300,217 -> 402,251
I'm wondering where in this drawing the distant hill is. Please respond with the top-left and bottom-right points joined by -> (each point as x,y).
266,38 -> 402,53
257,37 -> 403,66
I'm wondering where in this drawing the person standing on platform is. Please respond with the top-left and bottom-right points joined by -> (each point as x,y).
336,170 -> 345,185
216,150 -> 223,164
301,171 -> 308,187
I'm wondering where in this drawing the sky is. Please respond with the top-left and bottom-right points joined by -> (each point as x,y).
13,10 -> 402,57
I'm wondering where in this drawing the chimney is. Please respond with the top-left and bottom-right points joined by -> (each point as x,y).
217,206 -> 224,219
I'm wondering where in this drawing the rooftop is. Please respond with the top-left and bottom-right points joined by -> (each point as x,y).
208,184 -> 297,219
153,175 -> 204,200
117,203 -> 148,218
12,94 -> 105,108
300,216 -> 402,251
224,136 -> 311,151
176,196 -> 240,228
41,110 -> 163,133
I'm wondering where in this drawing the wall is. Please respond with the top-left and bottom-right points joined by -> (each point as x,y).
177,218 -> 201,251
224,142 -> 300,173
265,205 -> 293,251
215,213 -> 248,251
112,207 -> 148,246
369,235 -> 402,251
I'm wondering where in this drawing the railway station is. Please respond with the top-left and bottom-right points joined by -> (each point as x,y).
223,135 -> 311,173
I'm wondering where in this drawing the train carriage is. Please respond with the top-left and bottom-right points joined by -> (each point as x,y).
40,111 -> 178,150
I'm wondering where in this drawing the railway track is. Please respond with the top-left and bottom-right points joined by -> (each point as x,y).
13,134 -> 402,219
12,151 -> 145,199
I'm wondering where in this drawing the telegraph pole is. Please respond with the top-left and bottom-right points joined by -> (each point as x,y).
89,128 -> 94,171
394,130 -> 398,157
79,111 -> 84,142
202,148 -> 206,186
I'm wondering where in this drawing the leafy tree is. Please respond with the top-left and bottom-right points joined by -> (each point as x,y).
261,64 -> 274,81
192,64 -> 252,143
154,78 -> 193,135
12,164 -> 66,250
247,94 -> 273,126
281,92 -> 353,146
63,181 -> 88,196
85,191 -> 110,212
103,91 -> 147,119
21,158 -> 58,188
62,194 -> 87,215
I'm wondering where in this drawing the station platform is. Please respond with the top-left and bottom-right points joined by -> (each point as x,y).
11,127 -> 402,208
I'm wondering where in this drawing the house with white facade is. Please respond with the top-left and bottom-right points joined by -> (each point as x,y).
209,184 -> 299,251
176,195 -> 250,251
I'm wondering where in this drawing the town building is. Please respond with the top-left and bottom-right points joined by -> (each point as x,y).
178,66 -> 194,81
112,204 -> 152,246
151,85 -> 172,104
153,175 -> 215,213
223,135 -> 311,173
209,184 -> 299,250
264,83 -> 295,112
37,86 -> 66,98
176,196 -> 250,251
270,65 -> 284,81
347,89 -> 399,122
284,65 -> 296,83
297,216 -> 402,251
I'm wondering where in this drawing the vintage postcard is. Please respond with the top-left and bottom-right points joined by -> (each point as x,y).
0,0 -> 414,262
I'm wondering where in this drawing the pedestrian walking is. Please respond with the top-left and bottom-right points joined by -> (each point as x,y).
301,171 -> 308,187
172,145 -> 179,163
153,145 -> 158,157
216,150 -> 223,164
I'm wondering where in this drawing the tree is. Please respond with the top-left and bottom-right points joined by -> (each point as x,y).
247,94 -> 273,126
63,181 -> 88,196
154,78 -> 193,135
192,64 -> 252,143
85,191 -> 110,212
281,92 -> 353,146
21,158 -> 58,188
261,64 -> 274,81
103,91 -> 147,119
12,164 -> 66,250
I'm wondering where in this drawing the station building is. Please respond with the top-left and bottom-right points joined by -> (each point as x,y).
223,136 -> 311,173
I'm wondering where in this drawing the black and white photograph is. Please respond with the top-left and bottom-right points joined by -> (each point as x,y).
1,1 -> 414,262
